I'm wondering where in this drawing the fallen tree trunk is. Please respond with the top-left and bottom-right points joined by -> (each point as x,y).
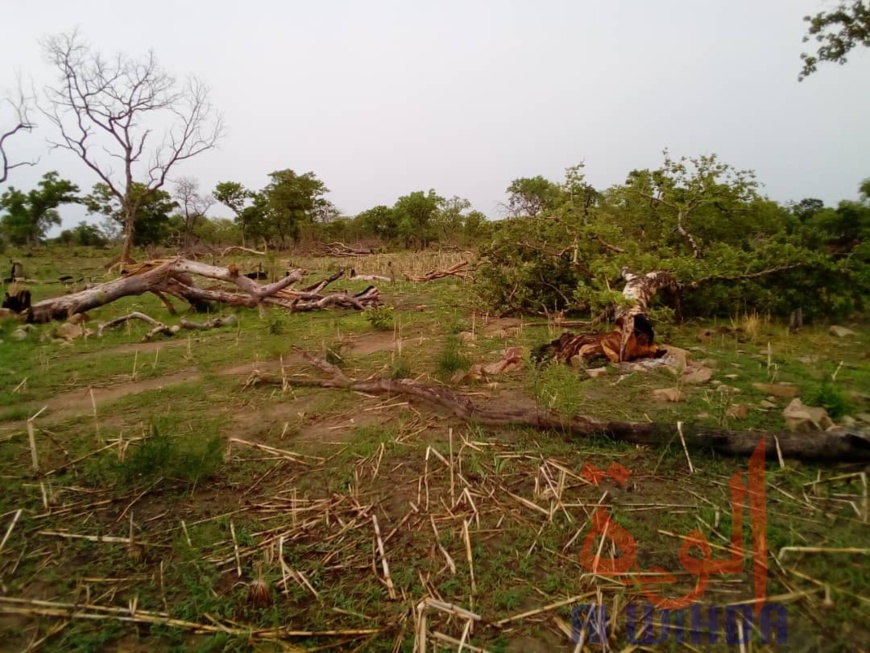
23,258 -> 380,323
536,268 -> 674,364
244,351 -> 870,463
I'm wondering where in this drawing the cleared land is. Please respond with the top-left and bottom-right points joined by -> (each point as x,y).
0,248 -> 868,652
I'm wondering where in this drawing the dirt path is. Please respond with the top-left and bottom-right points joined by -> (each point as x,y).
1,331 -> 424,433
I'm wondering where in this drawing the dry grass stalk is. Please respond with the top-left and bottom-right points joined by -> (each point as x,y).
230,521 -> 242,577
38,530 -> 146,546
493,592 -> 598,627
0,509 -> 23,555
462,519 -> 476,598
227,438 -> 313,464
677,421 -> 695,474
430,516 -> 456,575
89,387 -> 101,442
429,631 -> 492,653
779,546 -> 869,559
372,514 -> 397,600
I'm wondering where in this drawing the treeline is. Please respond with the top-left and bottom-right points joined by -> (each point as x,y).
0,168 -> 492,252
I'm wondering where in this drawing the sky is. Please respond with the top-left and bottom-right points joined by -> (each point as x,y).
1,0 -> 869,233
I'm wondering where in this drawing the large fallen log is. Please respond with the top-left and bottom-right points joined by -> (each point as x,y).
22,258 -> 380,323
244,350 -> 870,463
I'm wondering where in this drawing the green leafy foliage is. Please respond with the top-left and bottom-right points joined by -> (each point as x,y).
364,305 -> 395,331
0,171 -> 80,247
800,1 -> 870,80
84,182 -> 178,247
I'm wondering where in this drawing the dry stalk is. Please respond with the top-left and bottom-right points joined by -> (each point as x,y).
0,509 -> 23,555
462,519 -> 476,598
372,514 -> 397,600
230,521 -> 242,578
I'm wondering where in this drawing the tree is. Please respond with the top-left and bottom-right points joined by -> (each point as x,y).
40,30 -> 224,262
1,85 -> 36,185
172,177 -> 214,247
262,169 -> 329,247
214,181 -> 254,245
393,190 -> 444,248
355,205 -> 398,242
504,176 -> 562,217
84,182 -> 177,247
57,221 -> 108,247
0,171 -> 79,247
800,1 -> 870,80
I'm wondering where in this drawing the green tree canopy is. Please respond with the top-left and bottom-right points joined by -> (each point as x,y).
262,169 -> 329,246
84,182 -> 178,247
0,171 -> 80,247
504,175 -> 562,217
800,1 -> 870,80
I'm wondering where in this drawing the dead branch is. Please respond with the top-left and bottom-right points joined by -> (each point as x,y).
220,246 -> 266,257
316,242 -> 374,257
1,84 -> 37,184
97,311 -> 238,341
244,351 -> 870,463
406,261 -> 470,282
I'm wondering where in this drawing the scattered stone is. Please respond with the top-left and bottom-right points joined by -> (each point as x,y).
717,385 -> 740,394
661,345 -> 690,371
724,374 -> 739,380
54,322 -> 93,341
728,404 -> 749,420
682,366 -> 713,384
696,412 -> 712,419
11,328 -> 29,341
841,416 -> 857,428
586,367 -> 607,379
699,358 -> 719,368
798,355 -> 819,364
759,400 -> 777,410
653,387 -> 684,402
783,398 -> 833,433
753,383 -> 799,398
829,325 -> 856,338
857,414 -> 870,425
488,329 -> 510,339
458,331 -> 477,343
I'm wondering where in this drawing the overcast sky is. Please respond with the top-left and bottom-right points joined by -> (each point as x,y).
2,0 -> 869,232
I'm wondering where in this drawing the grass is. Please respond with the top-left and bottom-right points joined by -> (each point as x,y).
0,245 -> 867,651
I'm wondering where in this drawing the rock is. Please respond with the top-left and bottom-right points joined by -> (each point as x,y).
458,331 -> 477,343
662,345 -> 690,371
697,329 -> 713,343
699,358 -> 719,368
798,356 -> 819,364
586,367 -> 607,379
717,385 -> 741,394
56,322 -> 86,341
841,416 -> 857,428
682,365 -> 712,384
11,328 -> 29,341
727,404 -> 749,420
829,326 -> 856,338
856,413 -> 870,424
753,383 -> 799,398
488,329 -> 510,339
759,400 -> 777,410
783,398 -> 833,433
724,374 -> 739,380
653,387 -> 684,402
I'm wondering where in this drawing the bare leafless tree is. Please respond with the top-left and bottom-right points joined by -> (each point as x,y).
39,29 -> 224,261
1,84 -> 37,184
172,176 -> 214,246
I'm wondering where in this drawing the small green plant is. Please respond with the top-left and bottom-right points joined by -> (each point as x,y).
531,361 -> 585,420
364,305 -> 395,331
113,422 -> 225,488
810,380 -> 851,419
390,355 -> 412,379
436,334 -> 472,380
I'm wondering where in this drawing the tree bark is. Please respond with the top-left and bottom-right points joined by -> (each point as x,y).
245,352 -> 870,463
